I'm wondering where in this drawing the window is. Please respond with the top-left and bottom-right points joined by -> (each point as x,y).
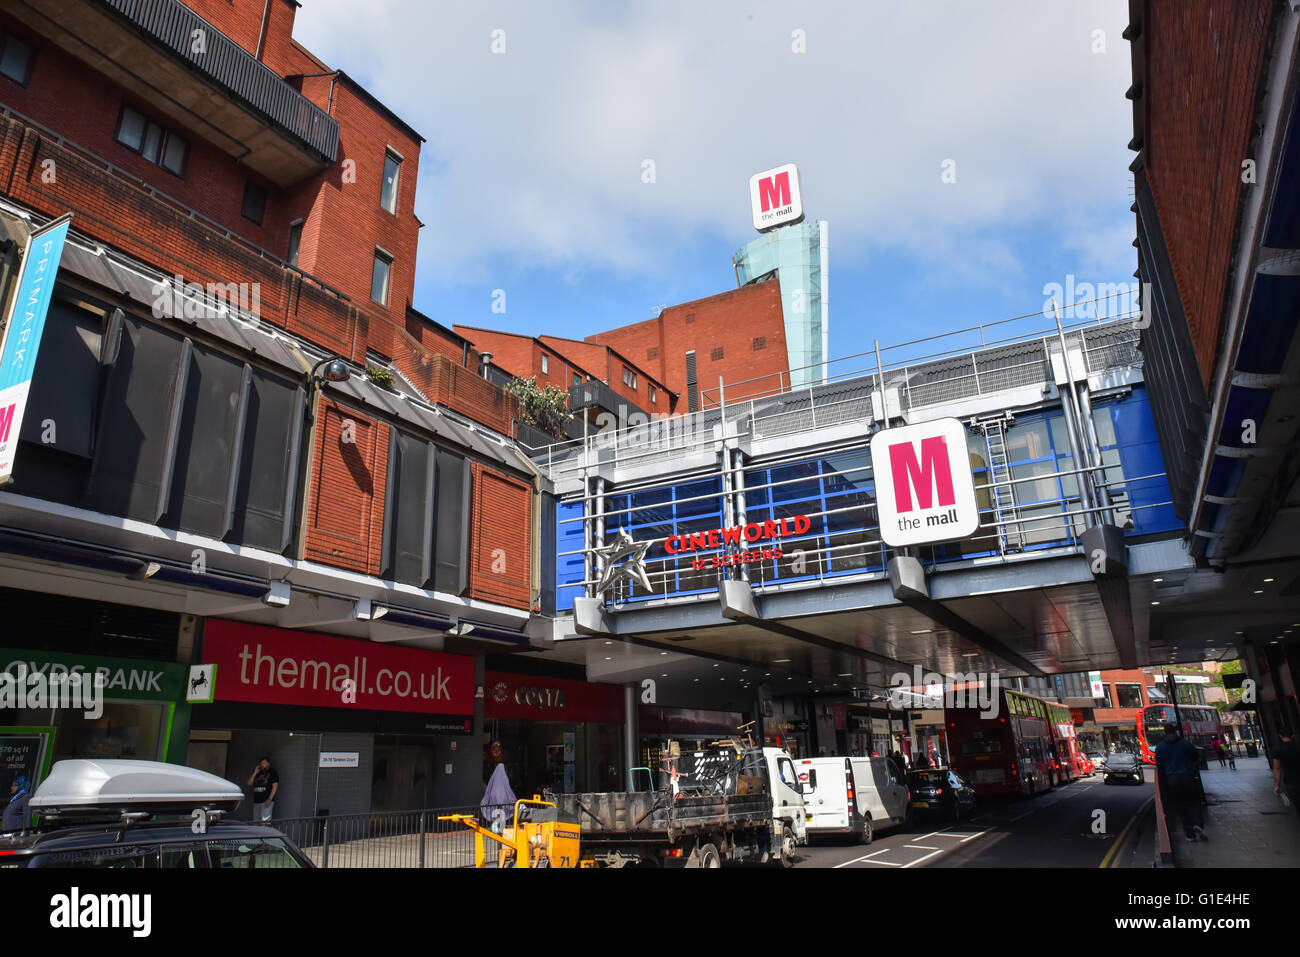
752,336 -> 766,351
1096,684 -> 1114,708
573,373 -> 582,387
648,384 -> 657,404
622,366 -> 637,389
381,149 -> 401,213
115,105 -> 187,176
0,33 -> 34,86
34,844 -> 160,868
287,221 -> 303,267
1115,683 -> 1143,709
210,838 -> 304,869
710,346 -> 724,361
241,181 -> 267,225
371,248 -> 393,305
646,346 -> 659,361
540,354 -> 549,375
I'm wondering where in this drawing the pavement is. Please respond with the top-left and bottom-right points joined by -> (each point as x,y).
1167,756 -> 1300,868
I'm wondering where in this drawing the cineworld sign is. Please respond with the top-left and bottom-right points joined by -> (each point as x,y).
664,514 -> 812,570
871,417 -> 979,548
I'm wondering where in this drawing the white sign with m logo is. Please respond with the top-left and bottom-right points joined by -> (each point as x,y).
749,163 -> 804,232
871,417 -> 980,547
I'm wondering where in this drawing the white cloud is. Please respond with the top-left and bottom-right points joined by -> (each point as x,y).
291,0 -> 1135,287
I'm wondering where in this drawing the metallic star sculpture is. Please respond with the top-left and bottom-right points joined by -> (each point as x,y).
594,528 -> 653,596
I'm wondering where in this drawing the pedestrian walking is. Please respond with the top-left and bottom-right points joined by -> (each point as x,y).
481,761 -> 516,833
246,757 -> 279,822
1213,737 -> 1227,767
1272,726 -> 1300,818
3,775 -> 31,832
1155,723 -> 1206,842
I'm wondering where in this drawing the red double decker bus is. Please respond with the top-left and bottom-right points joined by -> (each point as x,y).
949,688 -> 1060,797
1045,701 -> 1080,784
1136,704 -> 1223,765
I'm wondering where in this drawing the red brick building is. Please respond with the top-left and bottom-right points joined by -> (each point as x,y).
0,0 -> 548,814
453,325 -> 677,440
587,277 -> 789,411
1126,0 -> 1300,750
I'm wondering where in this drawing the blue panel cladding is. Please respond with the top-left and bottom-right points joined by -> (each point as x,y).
556,500 -> 586,611
1108,386 -> 1181,535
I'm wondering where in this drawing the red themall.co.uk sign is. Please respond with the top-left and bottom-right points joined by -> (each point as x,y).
202,619 -> 474,716
662,514 -> 812,571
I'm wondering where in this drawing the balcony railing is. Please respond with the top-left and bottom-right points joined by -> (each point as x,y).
531,317 -> 1144,479
100,0 -> 340,161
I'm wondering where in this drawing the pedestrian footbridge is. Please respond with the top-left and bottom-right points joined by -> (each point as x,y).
527,314 -> 1271,698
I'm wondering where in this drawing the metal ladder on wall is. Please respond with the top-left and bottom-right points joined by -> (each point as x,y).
971,413 -> 1023,554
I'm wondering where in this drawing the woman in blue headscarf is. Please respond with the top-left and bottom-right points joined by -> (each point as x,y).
3,775 -> 31,832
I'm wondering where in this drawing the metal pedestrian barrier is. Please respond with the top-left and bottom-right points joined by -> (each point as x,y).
266,804 -> 517,868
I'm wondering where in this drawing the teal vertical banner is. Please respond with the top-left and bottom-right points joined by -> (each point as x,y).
0,213 -> 71,483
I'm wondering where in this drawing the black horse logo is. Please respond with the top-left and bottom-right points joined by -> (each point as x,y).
190,672 -> 208,695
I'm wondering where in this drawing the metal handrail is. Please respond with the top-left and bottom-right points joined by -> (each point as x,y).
534,321 -> 1141,472
100,0 -> 340,160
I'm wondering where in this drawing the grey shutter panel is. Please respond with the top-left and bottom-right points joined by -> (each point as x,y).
433,449 -> 470,595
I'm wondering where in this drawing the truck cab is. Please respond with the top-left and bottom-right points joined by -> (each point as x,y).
760,747 -> 809,848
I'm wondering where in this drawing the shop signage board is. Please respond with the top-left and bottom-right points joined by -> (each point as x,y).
202,620 -> 474,716
485,670 -> 622,724
0,647 -> 187,701
871,417 -> 979,547
0,213 -> 72,484
1089,670 -> 1105,698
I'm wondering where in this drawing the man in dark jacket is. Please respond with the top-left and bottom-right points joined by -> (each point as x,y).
1272,726 -> 1300,818
3,775 -> 31,832
1155,723 -> 1205,841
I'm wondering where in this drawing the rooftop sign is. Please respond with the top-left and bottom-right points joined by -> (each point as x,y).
749,163 -> 804,232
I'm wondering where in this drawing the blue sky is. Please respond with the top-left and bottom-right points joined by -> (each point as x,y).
295,0 -> 1139,370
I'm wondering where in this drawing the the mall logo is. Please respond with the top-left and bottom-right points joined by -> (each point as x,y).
871,418 -> 979,547
749,163 -> 804,232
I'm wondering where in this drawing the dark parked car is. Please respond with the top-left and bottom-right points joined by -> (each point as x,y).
1103,753 -> 1145,786
0,759 -> 314,868
906,768 -> 976,821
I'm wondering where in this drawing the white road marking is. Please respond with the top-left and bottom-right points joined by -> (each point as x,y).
902,848 -> 946,868
960,828 -> 992,843
904,844 -> 940,850
832,848 -> 894,868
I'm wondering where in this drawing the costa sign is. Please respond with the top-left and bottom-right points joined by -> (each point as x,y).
749,163 -> 804,232
871,418 -> 979,547
485,671 -> 621,724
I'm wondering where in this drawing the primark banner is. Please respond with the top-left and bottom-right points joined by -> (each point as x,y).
0,213 -> 72,485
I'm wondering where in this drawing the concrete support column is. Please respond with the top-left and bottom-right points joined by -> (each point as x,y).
623,682 -> 639,790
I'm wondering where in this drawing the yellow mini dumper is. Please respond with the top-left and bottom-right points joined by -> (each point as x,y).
439,797 -> 584,868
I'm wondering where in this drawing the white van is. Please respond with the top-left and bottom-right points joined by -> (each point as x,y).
797,756 -> 911,843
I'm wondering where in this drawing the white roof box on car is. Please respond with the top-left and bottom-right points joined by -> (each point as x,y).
30,760 -> 243,815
